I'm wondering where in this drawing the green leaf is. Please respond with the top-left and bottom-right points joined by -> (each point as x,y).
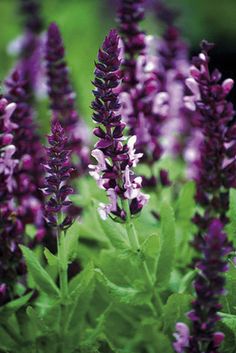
0,292 -> 33,322
67,263 -> 95,331
178,270 -> 197,294
25,224 -> 37,239
65,221 -> 80,261
44,248 -> 58,267
221,312 -> 236,332
163,293 -> 192,335
176,181 -> 195,222
95,269 -> 151,305
155,202 -> 176,289
20,245 -> 60,297
96,214 -> 129,250
226,189 -> 236,245
141,233 -> 160,259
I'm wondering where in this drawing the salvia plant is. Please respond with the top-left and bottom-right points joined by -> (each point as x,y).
1,1 -> 236,353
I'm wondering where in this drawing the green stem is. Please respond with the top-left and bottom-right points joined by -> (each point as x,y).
56,214 -> 69,353
123,200 -> 153,288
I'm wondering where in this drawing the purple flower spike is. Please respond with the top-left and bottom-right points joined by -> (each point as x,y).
185,41 -> 235,230
117,0 -> 146,90
19,0 -> 44,34
173,220 -> 232,353
43,119 -> 74,231
5,70 -> 45,239
0,97 -> 26,306
45,22 -> 89,174
90,30 -> 149,221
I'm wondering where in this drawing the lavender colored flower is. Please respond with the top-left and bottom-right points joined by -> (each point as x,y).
185,41 -> 235,230
89,29 -> 149,221
45,22 -> 89,174
117,0 -> 146,90
12,0 -> 45,99
5,70 -> 45,240
0,97 -> 26,305
43,119 -> 74,231
173,220 -> 232,353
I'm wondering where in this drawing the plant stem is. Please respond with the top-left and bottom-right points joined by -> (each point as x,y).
123,200 -> 153,288
56,214 -> 69,353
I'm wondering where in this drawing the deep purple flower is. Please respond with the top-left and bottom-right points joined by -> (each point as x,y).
43,119 -> 74,231
173,220 -> 232,353
45,22 -> 89,175
0,97 -> 26,306
10,0 -> 45,99
185,41 -> 235,230
117,0 -> 146,90
117,1 -> 171,187
5,70 -> 45,240
18,0 -> 44,34
89,29 -> 149,221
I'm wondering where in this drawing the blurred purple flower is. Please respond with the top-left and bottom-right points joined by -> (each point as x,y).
5,70 -> 46,240
42,119 -> 74,231
174,220 -> 232,353
185,41 -> 235,230
90,29 -> 149,221
45,22 -> 89,175
0,97 -> 26,306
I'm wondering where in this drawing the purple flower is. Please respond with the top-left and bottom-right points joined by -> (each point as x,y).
18,0 -> 44,34
45,22 -> 89,175
185,41 -> 235,230
89,29 -> 149,221
173,220 -> 232,353
173,322 -> 190,353
42,119 -> 74,230
10,0 -> 45,99
117,0 -> 146,90
0,97 -> 26,306
5,70 -> 45,240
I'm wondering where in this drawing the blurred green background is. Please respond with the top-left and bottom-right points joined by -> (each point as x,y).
0,0 -> 235,125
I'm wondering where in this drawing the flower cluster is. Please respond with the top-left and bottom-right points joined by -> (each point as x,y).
89,29 -> 149,221
43,119 -> 74,231
185,40 -> 235,230
5,69 -> 45,241
17,0 -> 44,98
173,220 -> 232,353
45,22 -> 89,175
18,0 -> 44,34
0,97 -> 26,305
117,0 -> 146,90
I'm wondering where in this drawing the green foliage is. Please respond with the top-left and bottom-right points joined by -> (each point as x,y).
156,202 -> 176,289
20,245 -> 60,297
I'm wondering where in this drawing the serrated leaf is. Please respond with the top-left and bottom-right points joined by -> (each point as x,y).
97,214 -> 129,250
0,292 -> 33,322
155,203 -> 176,289
95,269 -> 151,305
20,245 -> 60,297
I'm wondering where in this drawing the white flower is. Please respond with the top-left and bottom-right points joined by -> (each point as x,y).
98,189 -> 117,220
89,149 -> 107,188
127,136 -> 143,167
